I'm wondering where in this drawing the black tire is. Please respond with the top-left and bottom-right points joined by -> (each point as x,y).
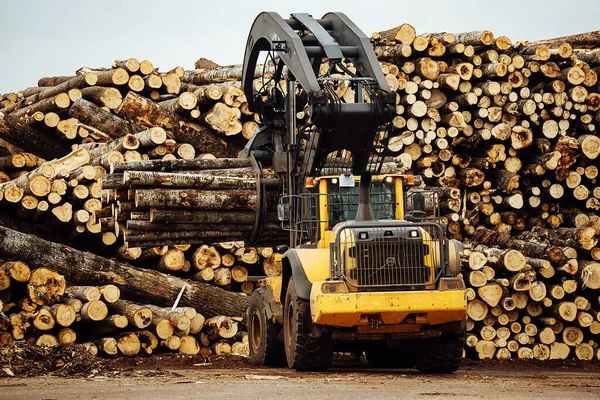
414,331 -> 465,374
247,288 -> 286,366
283,277 -> 334,370
366,341 -> 416,368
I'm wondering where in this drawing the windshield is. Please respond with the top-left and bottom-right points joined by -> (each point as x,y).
328,182 -> 395,226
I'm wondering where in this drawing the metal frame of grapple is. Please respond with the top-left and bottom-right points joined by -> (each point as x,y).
239,12 -> 397,247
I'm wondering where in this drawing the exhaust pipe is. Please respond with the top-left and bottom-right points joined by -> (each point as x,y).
355,172 -> 374,221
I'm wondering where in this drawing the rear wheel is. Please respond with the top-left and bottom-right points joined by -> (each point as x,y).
414,328 -> 465,373
283,277 -> 334,370
247,288 -> 286,366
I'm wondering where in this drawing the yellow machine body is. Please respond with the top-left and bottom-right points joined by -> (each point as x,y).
265,174 -> 466,332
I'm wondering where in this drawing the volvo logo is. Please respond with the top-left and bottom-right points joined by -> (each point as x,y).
385,256 -> 396,267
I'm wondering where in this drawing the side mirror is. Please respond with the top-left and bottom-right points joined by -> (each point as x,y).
275,244 -> 289,254
277,203 -> 290,221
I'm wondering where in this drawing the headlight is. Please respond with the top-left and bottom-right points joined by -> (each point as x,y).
321,281 -> 349,293
409,229 -> 419,238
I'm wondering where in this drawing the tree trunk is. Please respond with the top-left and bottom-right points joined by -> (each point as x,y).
0,112 -> 70,159
108,299 -> 153,329
477,284 -> 503,307
50,303 -> 76,327
151,317 -> 175,340
81,299 -> 109,321
145,304 -> 190,331
579,261 -> 600,289
66,285 -> 101,302
122,171 -> 256,190
182,65 -> 262,85
68,98 -> 140,138
96,337 -> 118,355
111,157 -> 251,173
179,335 -> 200,355
80,87 -> 122,109
134,188 -> 259,210
32,306 -> 56,331
473,228 -> 563,263
148,209 -> 257,224
99,284 -> 120,303
117,332 -> 141,356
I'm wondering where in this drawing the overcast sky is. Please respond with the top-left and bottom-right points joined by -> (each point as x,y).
1,0 -> 598,94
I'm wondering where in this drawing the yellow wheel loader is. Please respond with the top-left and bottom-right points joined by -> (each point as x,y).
239,12 -> 467,372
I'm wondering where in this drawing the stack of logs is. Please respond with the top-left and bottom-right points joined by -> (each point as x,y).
462,230 -> 600,360
0,98 -> 255,254
0,60 -> 265,150
370,26 -> 600,241
369,26 -> 600,360
0,262 -> 248,357
0,27 -> 599,362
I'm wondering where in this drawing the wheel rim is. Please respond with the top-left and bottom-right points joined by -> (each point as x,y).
250,308 -> 263,354
284,299 -> 294,355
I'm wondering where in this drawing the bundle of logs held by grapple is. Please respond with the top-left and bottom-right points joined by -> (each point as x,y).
1,25 -> 600,362
0,262 -> 248,357
100,157 -> 285,249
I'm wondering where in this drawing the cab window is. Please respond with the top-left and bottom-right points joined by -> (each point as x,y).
328,182 -> 395,226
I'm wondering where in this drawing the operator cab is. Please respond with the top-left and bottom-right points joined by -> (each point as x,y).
324,175 -> 396,227
314,174 -> 439,229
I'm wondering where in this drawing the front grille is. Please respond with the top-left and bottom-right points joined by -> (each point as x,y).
348,238 -> 430,285
335,223 -> 445,289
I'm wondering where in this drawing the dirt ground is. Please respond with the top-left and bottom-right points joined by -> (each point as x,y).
1,353 -> 600,400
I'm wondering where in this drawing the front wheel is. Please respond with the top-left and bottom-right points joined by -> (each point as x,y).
414,331 -> 465,373
283,277 -> 334,370
247,288 -> 286,366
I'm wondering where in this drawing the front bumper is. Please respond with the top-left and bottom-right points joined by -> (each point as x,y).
310,282 -> 466,327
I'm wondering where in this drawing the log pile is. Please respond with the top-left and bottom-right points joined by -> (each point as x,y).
0,27 -> 599,363
370,27 -> 600,245
0,260 -> 248,357
461,235 -> 600,360
0,60 -> 261,153
367,27 -> 600,360
0,60 -> 287,257
116,241 -> 283,295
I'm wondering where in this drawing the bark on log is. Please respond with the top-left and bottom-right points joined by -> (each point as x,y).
473,228 -> 563,263
149,209 -> 256,224
134,189 -> 259,210
69,98 -> 140,139
121,171 -> 256,190
111,158 -> 251,173
0,112 -> 70,159
182,65 -> 262,85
